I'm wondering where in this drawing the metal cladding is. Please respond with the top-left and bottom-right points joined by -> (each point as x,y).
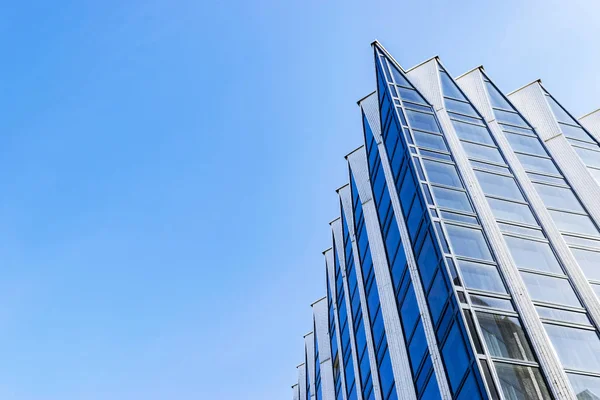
292,41 -> 600,400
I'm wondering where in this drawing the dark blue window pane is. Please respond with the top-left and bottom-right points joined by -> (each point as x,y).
379,348 -> 396,399
400,285 -> 419,336
428,270 -> 450,323
441,321 -> 470,394
456,369 -> 484,400
421,373 -> 443,400
408,321 -> 427,372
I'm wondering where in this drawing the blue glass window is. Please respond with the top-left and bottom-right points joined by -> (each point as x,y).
545,324 -> 600,373
442,322 -> 471,393
445,224 -> 493,261
405,110 -> 440,133
461,141 -> 505,164
494,109 -> 528,127
422,160 -> 462,187
431,187 -> 473,212
503,236 -> 562,274
475,170 -> 524,201
533,183 -> 584,212
515,153 -> 560,175
505,132 -> 547,156
413,131 -> 448,152
521,272 -> 581,307
452,120 -> 494,145
445,97 -> 479,117
571,248 -> 600,281
457,260 -> 506,293
440,69 -> 465,100
476,312 -> 535,361
568,373 -> 600,399
484,80 -> 513,110
493,362 -> 551,400
487,197 -> 537,225
549,210 -> 600,237
573,146 -> 600,169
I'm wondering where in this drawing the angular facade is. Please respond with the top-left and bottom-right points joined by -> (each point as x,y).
293,41 -> 600,400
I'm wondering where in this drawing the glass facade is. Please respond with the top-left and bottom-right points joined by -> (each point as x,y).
292,42 -> 600,400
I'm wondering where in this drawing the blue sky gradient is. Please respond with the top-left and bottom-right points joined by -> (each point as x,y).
0,1 -> 599,399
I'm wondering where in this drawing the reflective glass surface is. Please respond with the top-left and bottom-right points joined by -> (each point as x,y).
452,120 -> 494,145
476,312 -> 534,361
475,171 -> 524,201
521,272 -> 581,307
571,248 -> 600,281
431,187 -> 473,212
445,224 -> 493,261
503,236 -> 562,274
545,324 -> 600,373
533,183 -> 584,212
457,260 -> 506,293
422,160 -> 462,187
548,210 -> 600,237
494,362 -> 551,400
487,197 -> 537,225
568,373 -> 600,400
461,142 -> 505,164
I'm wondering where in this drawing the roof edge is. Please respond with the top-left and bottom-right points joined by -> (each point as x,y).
507,79 -> 543,97
455,65 -> 485,81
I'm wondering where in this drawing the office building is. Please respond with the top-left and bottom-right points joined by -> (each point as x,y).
292,41 -> 600,400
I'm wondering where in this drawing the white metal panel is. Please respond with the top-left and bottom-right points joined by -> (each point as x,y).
324,247 -> 348,400
298,363 -> 307,400
293,384 -> 300,400
339,183 -> 383,400
406,58 -> 444,111
331,216 -> 364,400
346,146 -> 417,400
313,297 -> 336,400
305,332 -> 316,399
457,69 -> 579,399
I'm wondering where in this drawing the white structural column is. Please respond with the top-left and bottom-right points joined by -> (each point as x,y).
406,60 -> 577,399
331,215 -> 365,400
305,332 -> 316,399
313,297 -> 337,400
324,247 -> 349,400
359,92 -> 452,400
293,384 -> 300,400
339,183 -> 383,400
503,81 -> 600,326
508,82 -> 600,228
298,362 -> 308,400
580,109 -> 600,140
346,147 -> 417,400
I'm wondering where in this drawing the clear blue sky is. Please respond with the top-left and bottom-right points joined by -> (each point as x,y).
0,1 -> 598,399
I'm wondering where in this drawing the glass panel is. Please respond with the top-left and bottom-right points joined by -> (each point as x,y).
405,110 -> 440,133
445,97 -> 479,117
461,141 -> 505,164
549,210 -> 600,237
471,160 -> 511,174
533,183 -> 584,212
457,260 -> 506,293
463,310 -> 484,354
515,153 -> 560,175
504,236 -> 562,274
484,80 -> 513,110
521,272 -> 581,307
594,285 -> 600,299
498,223 -> 545,240
544,324 -> 600,373
588,167 -> 600,184
420,149 -> 452,161
475,171 -> 524,201
451,120 -> 494,145
526,172 -> 567,186
568,373 -> 600,400
535,306 -> 590,325
505,132 -> 547,156
432,187 -> 473,212
487,197 -> 537,225
574,146 -> 600,169
470,294 -> 514,311
560,123 -> 593,142
499,123 -> 535,137
494,362 -> 551,400
398,86 -> 427,104
413,131 -> 448,152
422,160 -> 462,187
494,109 -> 529,127
445,224 -> 493,261
477,312 -> 535,361
571,248 -> 600,281
479,360 -> 501,400
440,211 -> 478,225
546,94 -> 577,124
440,69 -> 465,100
564,235 -> 600,250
